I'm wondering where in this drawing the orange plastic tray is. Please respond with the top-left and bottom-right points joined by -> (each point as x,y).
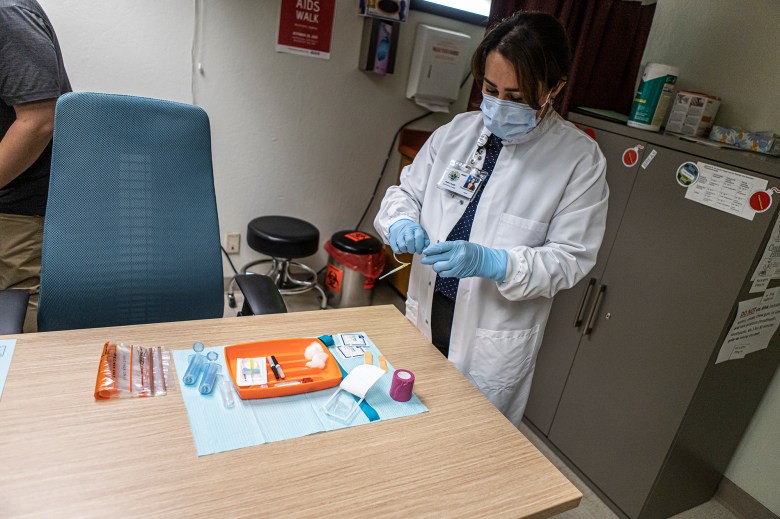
224,338 -> 342,399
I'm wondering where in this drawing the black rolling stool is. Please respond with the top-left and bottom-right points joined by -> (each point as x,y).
227,216 -> 327,310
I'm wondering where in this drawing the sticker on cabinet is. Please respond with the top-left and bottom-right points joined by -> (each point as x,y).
622,145 -> 643,167
683,162 -> 768,220
640,149 -> 657,169
749,190 -> 773,213
676,162 -> 699,186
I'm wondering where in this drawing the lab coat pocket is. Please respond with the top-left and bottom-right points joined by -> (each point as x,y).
493,213 -> 549,248
468,326 -> 539,392
405,297 -> 419,327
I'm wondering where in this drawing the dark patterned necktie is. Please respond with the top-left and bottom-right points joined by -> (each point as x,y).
434,133 -> 503,301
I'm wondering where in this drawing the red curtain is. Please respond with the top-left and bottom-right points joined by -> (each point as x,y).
467,0 -> 656,117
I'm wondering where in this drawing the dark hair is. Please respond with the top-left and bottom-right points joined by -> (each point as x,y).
471,12 -> 571,110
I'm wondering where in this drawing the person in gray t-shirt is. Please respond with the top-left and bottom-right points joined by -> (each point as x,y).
0,0 -> 71,331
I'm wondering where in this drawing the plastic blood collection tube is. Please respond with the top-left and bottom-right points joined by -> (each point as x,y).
183,353 -> 207,385
199,351 -> 221,394
183,342 -> 208,386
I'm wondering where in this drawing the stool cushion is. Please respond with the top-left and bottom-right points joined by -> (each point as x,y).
247,216 -> 320,258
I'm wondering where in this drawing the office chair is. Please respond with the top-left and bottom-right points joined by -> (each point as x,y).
30,92 -> 285,332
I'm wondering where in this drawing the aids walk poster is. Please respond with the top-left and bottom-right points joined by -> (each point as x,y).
277,0 -> 336,59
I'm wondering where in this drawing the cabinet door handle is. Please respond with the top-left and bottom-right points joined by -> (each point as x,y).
574,278 -> 597,328
583,284 -> 607,336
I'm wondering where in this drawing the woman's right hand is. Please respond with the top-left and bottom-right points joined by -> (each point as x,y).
388,219 -> 430,254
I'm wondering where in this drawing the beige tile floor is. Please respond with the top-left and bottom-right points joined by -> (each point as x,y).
225,279 -> 741,519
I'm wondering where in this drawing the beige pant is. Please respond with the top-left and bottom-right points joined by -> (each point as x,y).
0,213 -> 43,333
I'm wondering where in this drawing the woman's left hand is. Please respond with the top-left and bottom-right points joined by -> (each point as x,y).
422,241 -> 508,282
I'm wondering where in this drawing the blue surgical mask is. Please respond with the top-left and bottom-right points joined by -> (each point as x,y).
480,93 -> 540,141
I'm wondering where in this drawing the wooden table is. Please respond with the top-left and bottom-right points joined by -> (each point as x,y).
0,305 -> 580,518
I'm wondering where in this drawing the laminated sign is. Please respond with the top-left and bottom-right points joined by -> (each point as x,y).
681,162 -> 767,220
277,0 -> 336,59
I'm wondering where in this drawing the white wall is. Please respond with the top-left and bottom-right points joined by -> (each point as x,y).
725,369 -> 780,513
194,1 -> 483,271
641,0 -> 780,131
42,0 -> 194,103
40,0 -> 483,276
641,1 -> 780,513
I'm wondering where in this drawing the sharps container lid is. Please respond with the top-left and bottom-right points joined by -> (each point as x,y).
331,231 -> 383,255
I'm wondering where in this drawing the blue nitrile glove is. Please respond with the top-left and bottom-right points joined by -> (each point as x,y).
388,219 -> 430,254
421,240 -> 508,282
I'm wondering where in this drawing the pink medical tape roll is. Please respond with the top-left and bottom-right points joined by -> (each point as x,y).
389,369 -> 415,402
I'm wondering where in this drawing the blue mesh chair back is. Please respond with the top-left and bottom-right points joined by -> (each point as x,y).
38,93 -> 224,331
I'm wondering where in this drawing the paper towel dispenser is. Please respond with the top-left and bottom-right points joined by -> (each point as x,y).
406,24 -> 471,112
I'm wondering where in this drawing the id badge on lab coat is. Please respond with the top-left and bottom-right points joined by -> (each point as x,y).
436,160 -> 486,200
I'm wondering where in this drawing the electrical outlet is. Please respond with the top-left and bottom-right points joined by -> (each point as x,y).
225,232 -> 240,254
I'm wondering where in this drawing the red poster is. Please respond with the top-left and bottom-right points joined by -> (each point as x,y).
277,0 -> 335,60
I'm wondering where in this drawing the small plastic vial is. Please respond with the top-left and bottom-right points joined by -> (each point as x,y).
183,354 -> 207,386
199,362 -> 221,395
219,377 -> 235,409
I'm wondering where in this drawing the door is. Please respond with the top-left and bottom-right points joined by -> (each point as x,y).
525,127 -> 643,434
547,147 -> 775,518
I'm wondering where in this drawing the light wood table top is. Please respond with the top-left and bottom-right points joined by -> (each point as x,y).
0,305 -> 580,518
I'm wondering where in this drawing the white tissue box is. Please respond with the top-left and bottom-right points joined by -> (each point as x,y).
665,91 -> 721,136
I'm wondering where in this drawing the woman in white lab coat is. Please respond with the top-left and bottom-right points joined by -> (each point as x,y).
374,12 -> 609,427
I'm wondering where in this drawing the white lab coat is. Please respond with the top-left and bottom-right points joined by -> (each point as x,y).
375,110 -> 608,426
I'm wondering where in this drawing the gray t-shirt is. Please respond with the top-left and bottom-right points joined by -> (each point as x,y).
0,0 -> 71,215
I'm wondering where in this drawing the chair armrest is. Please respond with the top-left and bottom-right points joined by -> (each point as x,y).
0,289 -> 30,334
234,274 -> 287,315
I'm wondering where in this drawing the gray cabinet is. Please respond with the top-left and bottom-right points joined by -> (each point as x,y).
525,113 -> 780,519
524,125 -> 641,435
